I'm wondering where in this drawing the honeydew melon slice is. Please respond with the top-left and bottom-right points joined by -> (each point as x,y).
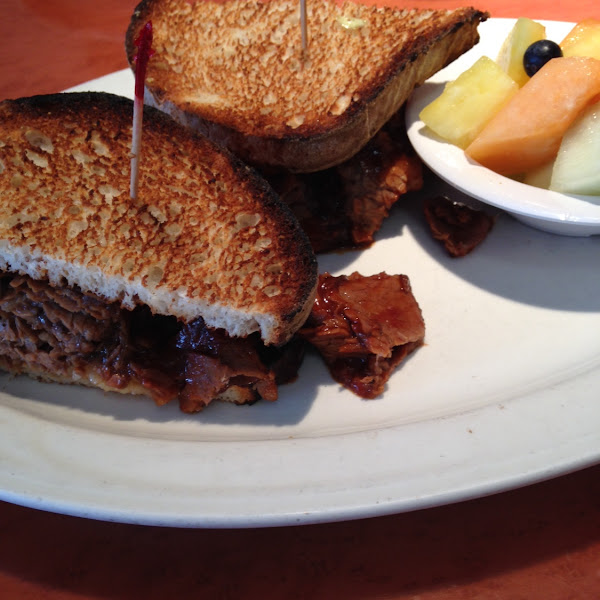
550,101 -> 600,196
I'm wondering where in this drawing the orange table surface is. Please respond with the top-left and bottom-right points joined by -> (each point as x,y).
1,1 -> 600,599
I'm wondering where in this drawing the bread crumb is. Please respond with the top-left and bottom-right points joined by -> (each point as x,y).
235,212 -> 261,230
164,223 -> 182,237
264,285 -> 282,297
119,223 -> 131,237
25,129 -> 53,153
72,149 -> 94,164
148,204 -> 167,223
286,114 -> 305,129
90,165 -> 106,176
330,94 -> 351,116
25,150 -> 48,169
255,237 -> 272,250
263,91 -> 277,106
146,265 -> 164,286
67,219 -> 89,240
10,174 -> 23,188
98,184 -> 122,203
190,252 -> 207,264
90,131 -> 110,157
168,203 -> 183,216
250,274 -> 264,288
266,261 -> 282,274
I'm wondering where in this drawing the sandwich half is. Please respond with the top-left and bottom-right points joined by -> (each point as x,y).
126,0 -> 487,252
126,0 -> 487,173
0,92 -> 317,412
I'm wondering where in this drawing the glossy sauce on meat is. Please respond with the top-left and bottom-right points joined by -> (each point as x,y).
299,272 -> 425,398
0,273 -> 301,412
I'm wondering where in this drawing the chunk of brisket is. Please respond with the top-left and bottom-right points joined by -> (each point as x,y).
266,113 -> 423,254
424,196 -> 495,257
299,272 -> 425,398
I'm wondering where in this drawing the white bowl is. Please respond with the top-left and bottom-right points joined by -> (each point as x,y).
405,18 -> 600,237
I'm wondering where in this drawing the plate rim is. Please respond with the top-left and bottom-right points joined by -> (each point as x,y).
2,356 -> 600,528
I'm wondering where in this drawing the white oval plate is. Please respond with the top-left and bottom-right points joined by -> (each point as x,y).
406,18 -> 600,236
0,61 -> 599,528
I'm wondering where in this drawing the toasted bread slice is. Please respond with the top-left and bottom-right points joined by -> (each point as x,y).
0,92 -> 317,345
126,0 -> 487,172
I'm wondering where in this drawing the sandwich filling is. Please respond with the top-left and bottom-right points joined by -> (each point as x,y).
266,112 -> 424,253
0,272 -> 302,412
0,268 -> 426,410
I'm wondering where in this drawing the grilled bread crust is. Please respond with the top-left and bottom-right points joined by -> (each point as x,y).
126,0 -> 487,172
0,92 -> 317,345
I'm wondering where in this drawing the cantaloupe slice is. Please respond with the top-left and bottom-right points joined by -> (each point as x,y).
561,19 -> 600,60
465,56 -> 600,176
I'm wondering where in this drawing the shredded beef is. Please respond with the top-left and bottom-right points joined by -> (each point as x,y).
424,196 -> 495,257
0,269 -> 427,409
299,272 -> 425,398
174,319 -> 285,412
265,111 -> 423,254
0,273 -> 301,412
0,274 -> 122,376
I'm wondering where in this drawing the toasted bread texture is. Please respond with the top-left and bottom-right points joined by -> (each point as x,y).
126,0 -> 487,172
0,92 -> 317,344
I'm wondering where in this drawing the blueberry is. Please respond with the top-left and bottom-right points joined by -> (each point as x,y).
523,40 -> 563,77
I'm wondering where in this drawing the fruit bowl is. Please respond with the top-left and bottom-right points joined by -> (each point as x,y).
405,18 -> 600,237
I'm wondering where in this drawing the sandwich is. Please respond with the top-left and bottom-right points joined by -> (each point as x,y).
0,91 -> 318,412
126,0 -> 488,251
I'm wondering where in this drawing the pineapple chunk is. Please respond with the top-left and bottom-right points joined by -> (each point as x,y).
550,101 -> 600,195
497,17 -> 546,86
419,56 -> 518,149
560,19 -> 600,60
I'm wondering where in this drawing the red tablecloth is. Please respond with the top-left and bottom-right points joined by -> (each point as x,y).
1,1 -> 600,598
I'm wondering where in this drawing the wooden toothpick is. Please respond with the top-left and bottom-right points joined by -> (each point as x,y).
130,21 -> 154,200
